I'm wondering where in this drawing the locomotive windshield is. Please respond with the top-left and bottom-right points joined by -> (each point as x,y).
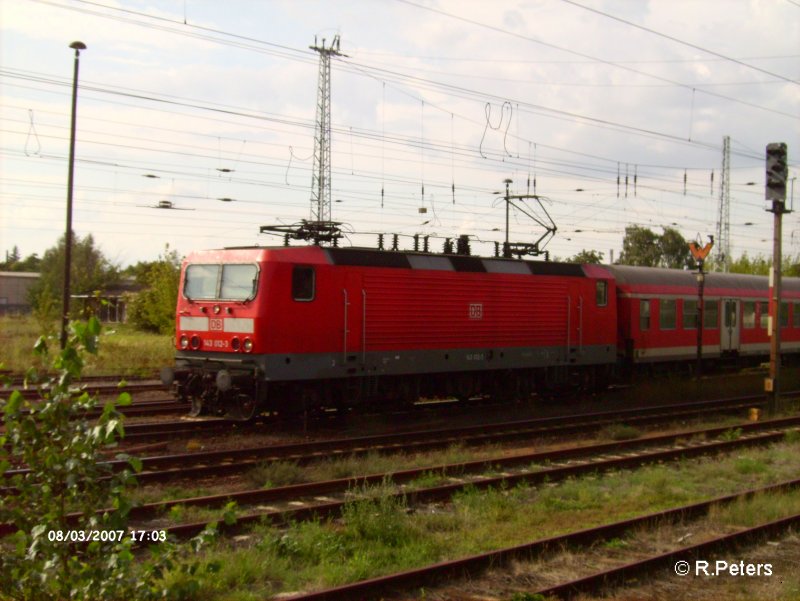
184,263 -> 258,301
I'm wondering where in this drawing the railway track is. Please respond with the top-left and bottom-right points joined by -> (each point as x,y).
5,413 -> 796,542
279,479 -> 800,601
1,393 -> 777,485
93,394 -> 789,482
122,415 -> 800,539
3,399 -> 798,599
7,379 -> 167,401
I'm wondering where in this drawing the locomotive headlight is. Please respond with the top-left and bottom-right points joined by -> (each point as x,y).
179,335 -> 189,349
190,335 -> 201,349
243,338 -> 253,352
213,305 -> 221,314
231,337 -> 241,352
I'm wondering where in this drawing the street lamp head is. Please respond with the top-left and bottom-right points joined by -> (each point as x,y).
69,41 -> 86,51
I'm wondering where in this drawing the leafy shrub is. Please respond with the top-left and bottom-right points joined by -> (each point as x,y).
0,318 -> 220,600
126,248 -> 181,335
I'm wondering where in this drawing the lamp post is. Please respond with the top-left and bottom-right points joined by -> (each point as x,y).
60,41 -> 86,349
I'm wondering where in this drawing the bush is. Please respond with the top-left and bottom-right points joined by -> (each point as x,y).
0,318 -> 220,600
126,248 -> 181,335
0,318 -> 142,600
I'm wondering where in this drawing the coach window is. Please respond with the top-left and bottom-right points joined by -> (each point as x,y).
595,281 -> 608,307
781,301 -> 789,328
292,266 -> 315,301
640,299 -> 651,331
659,299 -> 676,330
794,303 -> 800,328
704,300 -> 719,329
742,301 -> 756,328
683,299 -> 697,329
758,302 -> 768,329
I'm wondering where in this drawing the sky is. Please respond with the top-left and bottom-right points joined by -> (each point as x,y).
1,0 -> 798,268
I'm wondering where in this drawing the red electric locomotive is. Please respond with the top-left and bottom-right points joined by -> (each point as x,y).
161,245 -> 618,419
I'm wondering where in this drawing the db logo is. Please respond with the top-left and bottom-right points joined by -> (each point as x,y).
209,318 -> 223,331
469,303 -> 483,320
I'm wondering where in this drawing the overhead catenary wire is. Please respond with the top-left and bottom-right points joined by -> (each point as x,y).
3,0 -> 795,264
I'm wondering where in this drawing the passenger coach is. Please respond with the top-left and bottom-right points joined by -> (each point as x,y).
606,264 -> 800,365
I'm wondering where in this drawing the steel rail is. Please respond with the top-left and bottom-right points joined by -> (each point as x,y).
0,393 -> 774,484
2,417 -> 797,541
9,380 -> 167,400
123,397 -> 783,485
276,478 -> 800,601
533,512 -> 800,599
100,393 -> 789,467
131,418 -> 800,541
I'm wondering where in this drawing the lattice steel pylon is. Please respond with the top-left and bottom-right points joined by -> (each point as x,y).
309,35 -> 344,226
716,135 -> 731,271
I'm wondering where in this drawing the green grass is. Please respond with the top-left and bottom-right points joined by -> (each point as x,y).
154,437 -> 800,600
0,315 -> 173,376
600,423 -> 642,441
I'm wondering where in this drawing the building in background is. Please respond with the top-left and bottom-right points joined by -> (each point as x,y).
0,272 -> 39,315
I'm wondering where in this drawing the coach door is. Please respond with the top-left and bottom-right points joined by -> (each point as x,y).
721,299 -> 740,353
342,273 -> 364,365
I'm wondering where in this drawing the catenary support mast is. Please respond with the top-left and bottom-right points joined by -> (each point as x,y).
716,135 -> 731,272
309,35 -> 344,227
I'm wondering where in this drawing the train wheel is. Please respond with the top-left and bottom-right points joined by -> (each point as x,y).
226,394 -> 258,421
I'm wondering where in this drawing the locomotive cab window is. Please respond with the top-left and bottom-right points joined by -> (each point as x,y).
595,281 -> 608,307
292,266 -> 315,301
184,263 -> 258,301
184,264 -> 220,300
220,264 -> 258,300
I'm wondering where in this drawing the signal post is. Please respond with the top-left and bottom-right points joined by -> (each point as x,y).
765,142 -> 789,416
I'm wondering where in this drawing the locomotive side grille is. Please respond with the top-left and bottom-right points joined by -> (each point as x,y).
363,271 -> 568,349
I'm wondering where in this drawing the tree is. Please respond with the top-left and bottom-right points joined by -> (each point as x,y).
126,246 -> 181,334
1,247 -> 41,272
726,252 -> 771,276
28,233 -> 119,316
658,226 -> 692,269
618,225 -> 661,267
567,249 -> 604,264
618,225 -> 690,269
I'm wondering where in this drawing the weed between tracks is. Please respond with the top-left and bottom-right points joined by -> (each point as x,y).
155,435 -> 800,600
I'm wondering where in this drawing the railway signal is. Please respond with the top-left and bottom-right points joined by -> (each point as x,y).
690,235 -> 713,380
765,142 -> 790,416
766,142 -> 788,204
